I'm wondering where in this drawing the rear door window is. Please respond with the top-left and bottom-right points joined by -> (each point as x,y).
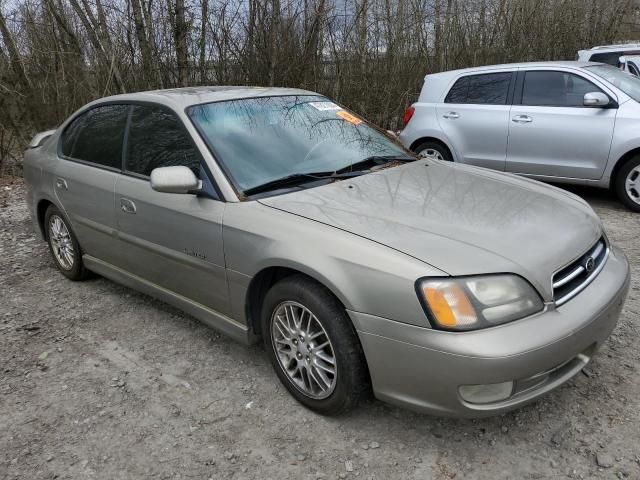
445,72 -> 512,105
61,104 -> 129,169
521,71 -> 604,107
125,104 -> 202,177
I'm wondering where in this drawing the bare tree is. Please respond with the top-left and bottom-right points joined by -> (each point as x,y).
1,0 -> 639,176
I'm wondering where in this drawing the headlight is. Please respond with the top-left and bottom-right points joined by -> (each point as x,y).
417,274 -> 543,331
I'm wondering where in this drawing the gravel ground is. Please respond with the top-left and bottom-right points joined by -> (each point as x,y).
1,176 -> 639,480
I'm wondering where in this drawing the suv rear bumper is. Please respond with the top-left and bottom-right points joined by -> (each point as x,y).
348,246 -> 630,417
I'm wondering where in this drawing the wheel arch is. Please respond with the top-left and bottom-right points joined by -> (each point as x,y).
244,265 -> 352,338
36,198 -> 56,239
409,136 -> 455,161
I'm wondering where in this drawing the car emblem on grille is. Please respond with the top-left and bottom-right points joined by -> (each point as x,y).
584,256 -> 595,273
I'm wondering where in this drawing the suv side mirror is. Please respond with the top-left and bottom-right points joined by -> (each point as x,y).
583,92 -> 611,107
150,166 -> 200,194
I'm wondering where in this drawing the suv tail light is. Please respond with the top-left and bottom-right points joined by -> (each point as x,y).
402,105 -> 415,126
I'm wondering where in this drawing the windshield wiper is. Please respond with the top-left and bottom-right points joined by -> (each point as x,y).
335,155 -> 414,174
244,155 -> 414,196
243,171 -> 362,196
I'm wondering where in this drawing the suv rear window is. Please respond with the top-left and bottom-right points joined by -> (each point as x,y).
589,52 -> 623,66
61,105 -> 129,169
444,72 -> 512,105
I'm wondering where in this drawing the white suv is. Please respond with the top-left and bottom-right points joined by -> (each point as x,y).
577,43 -> 640,65
398,61 -> 640,211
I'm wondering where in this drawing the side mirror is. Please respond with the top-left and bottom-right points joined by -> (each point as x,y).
619,55 -> 627,66
150,166 -> 200,194
583,92 -> 610,107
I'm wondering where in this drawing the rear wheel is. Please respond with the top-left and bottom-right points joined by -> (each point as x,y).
261,275 -> 369,415
614,156 -> 640,212
44,205 -> 89,280
413,140 -> 452,161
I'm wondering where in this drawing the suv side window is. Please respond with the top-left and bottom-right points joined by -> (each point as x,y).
445,72 -> 512,105
125,104 -> 202,177
521,71 -> 605,107
61,104 -> 129,169
444,77 -> 469,103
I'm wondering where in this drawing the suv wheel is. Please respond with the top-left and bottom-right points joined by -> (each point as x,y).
413,141 -> 452,161
261,275 -> 369,415
615,156 -> 640,212
44,205 -> 90,280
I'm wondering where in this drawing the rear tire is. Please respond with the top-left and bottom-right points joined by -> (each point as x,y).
413,141 -> 452,161
261,275 -> 369,415
614,156 -> 640,212
44,205 -> 90,280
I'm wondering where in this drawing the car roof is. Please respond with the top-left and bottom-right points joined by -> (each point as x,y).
582,43 -> 640,53
425,61 -> 600,79
91,86 -> 321,110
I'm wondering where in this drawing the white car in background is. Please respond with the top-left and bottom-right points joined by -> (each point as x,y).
619,55 -> 640,76
399,61 -> 640,212
577,43 -> 640,66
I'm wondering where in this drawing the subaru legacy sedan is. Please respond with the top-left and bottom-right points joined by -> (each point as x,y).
24,87 -> 630,417
399,61 -> 640,211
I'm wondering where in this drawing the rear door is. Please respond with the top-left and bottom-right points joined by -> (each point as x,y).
506,69 -> 616,179
436,71 -> 514,171
54,104 -> 129,266
113,103 -> 230,316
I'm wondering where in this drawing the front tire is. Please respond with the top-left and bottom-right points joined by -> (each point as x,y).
615,156 -> 640,212
261,275 -> 369,415
44,205 -> 89,280
614,156 -> 640,212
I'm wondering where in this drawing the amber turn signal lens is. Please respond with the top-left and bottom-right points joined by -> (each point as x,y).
423,282 -> 477,329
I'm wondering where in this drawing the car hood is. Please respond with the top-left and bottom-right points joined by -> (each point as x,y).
259,160 -> 602,300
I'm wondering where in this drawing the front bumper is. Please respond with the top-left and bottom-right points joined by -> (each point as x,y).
348,246 -> 630,417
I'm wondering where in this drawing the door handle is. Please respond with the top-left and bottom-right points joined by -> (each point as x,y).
443,112 -> 460,119
55,178 -> 68,190
120,198 -> 136,214
512,115 -> 533,123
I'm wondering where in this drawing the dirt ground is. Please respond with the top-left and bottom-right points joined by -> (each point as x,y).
1,176 -> 639,480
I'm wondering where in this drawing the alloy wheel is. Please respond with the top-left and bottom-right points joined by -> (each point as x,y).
48,215 -> 75,270
270,301 -> 337,399
419,148 -> 444,160
625,165 -> 640,206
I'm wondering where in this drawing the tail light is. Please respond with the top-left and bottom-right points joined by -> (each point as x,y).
402,105 -> 415,126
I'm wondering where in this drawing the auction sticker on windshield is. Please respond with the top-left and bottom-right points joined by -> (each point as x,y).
336,110 -> 363,125
308,101 -> 342,111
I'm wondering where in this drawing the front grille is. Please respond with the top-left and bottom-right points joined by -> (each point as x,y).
552,237 -> 608,306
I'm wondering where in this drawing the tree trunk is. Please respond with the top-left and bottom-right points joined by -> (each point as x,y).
130,0 -> 154,88
174,0 -> 189,86
0,8 -> 30,88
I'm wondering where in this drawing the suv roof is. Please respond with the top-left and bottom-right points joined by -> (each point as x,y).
586,43 -> 640,52
424,61 -> 599,79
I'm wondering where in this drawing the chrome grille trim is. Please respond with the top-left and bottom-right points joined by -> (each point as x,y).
552,238 -> 608,307
552,265 -> 585,289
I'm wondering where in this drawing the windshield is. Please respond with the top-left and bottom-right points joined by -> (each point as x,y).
187,95 -> 410,193
585,64 -> 640,102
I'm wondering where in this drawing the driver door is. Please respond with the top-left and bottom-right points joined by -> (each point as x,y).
114,103 -> 230,316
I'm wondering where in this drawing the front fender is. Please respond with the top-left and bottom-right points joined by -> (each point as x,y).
223,202 -> 446,328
